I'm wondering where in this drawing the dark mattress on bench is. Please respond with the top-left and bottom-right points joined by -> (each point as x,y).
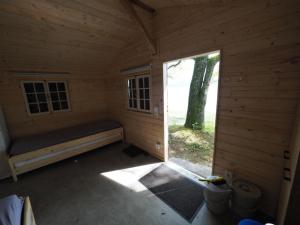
8,120 -> 121,156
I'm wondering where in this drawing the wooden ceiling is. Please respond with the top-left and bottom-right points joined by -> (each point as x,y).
0,0 -> 218,72
0,0 -> 142,72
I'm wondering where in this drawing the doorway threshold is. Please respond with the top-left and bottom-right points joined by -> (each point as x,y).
168,157 -> 212,178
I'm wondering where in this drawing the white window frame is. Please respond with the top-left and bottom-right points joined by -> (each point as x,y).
127,74 -> 152,113
21,81 -> 50,116
127,77 -> 138,110
46,81 -> 71,113
21,80 -> 71,116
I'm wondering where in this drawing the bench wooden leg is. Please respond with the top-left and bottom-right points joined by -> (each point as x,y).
7,158 -> 18,182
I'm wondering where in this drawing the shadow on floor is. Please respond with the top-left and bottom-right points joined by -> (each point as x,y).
0,142 -> 237,225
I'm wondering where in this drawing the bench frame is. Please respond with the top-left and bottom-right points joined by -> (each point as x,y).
23,196 -> 36,225
8,127 -> 124,182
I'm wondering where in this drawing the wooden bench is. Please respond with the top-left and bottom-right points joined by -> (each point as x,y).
7,120 -> 124,182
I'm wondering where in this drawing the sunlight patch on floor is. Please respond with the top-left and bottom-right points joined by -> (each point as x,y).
100,163 -> 162,192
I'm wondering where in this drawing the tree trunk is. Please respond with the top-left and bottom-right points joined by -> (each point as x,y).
184,55 -> 219,130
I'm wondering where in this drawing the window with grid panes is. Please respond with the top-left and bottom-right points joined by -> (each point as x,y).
22,82 -> 49,114
127,75 -> 151,112
47,81 -> 70,112
22,81 -> 70,115
138,76 -> 150,111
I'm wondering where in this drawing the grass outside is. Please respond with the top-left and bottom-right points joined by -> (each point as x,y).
168,122 -> 215,166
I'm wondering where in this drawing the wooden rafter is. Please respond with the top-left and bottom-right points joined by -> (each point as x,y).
120,0 -> 157,54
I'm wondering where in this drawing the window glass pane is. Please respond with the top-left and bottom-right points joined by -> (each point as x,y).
145,100 -> 150,110
24,83 -> 34,93
139,78 -> 143,88
26,94 -> 37,103
35,83 -> 44,92
132,89 -> 137,98
50,93 -> 59,101
132,79 -> 136,88
144,77 -> 149,88
129,99 -> 132,108
37,93 -> 47,102
145,89 -> 149,99
59,92 -> 67,100
52,102 -> 60,111
127,76 -> 150,112
29,104 -> 39,113
57,82 -> 66,91
22,81 -> 71,114
139,89 -> 144,99
48,83 -> 57,92
61,101 -> 69,110
140,100 -> 144,109
39,103 -> 48,112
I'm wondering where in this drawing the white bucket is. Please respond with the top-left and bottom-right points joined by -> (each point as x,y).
232,179 -> 262,217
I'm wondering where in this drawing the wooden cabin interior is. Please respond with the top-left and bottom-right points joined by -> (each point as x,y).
0,0 -> 299,225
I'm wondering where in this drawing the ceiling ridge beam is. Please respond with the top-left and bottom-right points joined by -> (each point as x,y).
120,0 -> 157,54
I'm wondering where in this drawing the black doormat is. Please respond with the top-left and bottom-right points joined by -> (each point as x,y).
139,164 -> 204,222
122,145 -> 148,157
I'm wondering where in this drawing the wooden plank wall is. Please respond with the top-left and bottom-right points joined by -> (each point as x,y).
0,71 -> 107,138
0,0 -> 132,139
277,104 -> 300,224
106,0 -> 300,216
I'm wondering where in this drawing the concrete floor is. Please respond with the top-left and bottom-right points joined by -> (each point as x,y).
0,142 -> 237,225
169,157 -> 212,178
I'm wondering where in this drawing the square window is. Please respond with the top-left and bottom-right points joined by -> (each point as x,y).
22,81 -> 70,115
127,76 -> 150,112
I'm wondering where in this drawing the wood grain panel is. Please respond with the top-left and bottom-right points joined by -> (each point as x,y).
106,0 -> 300,216
0,0 -> 299,217
0,71 -> 108,138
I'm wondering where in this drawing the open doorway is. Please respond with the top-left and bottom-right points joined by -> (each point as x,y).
164,51 -> 220,177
